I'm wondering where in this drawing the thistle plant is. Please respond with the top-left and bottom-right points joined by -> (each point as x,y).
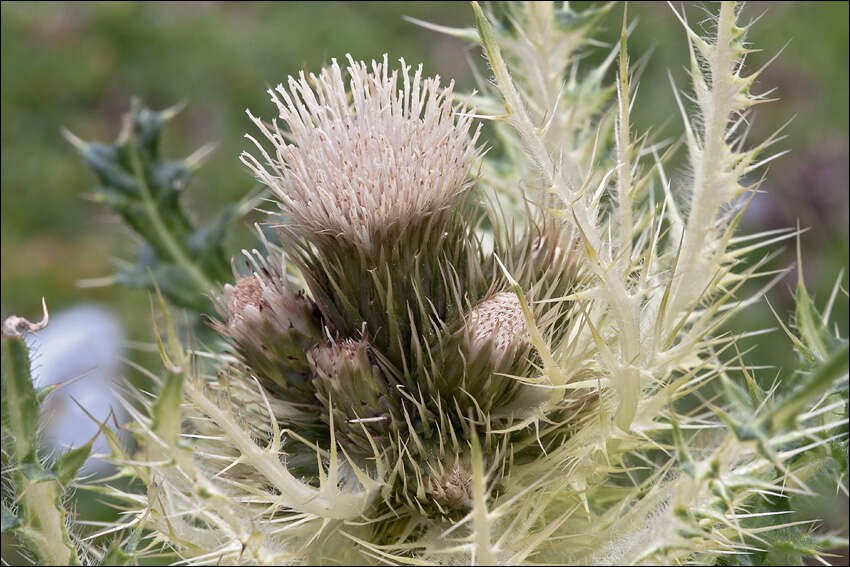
2,2 -> 848,565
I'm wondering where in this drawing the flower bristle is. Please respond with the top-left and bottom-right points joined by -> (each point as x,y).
241,53 -> 481,253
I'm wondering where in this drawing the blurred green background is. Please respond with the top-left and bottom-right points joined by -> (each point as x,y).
0,1 -> 847,561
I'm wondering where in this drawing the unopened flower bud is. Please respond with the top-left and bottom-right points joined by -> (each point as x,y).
217,267 -> 321,404
310,339 -> 395,453
428,463 -> 472,514
436,291 -> 533,410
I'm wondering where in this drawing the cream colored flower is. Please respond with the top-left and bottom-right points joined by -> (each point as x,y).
241,54 -> 480,252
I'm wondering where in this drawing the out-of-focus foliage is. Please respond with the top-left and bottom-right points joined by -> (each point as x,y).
65,100 -> 235,313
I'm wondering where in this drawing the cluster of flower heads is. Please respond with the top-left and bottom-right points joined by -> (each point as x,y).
220,54 -> 576,518
28,5 -> 841,565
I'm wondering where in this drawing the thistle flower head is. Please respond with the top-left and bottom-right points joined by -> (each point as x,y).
241,53 -> 481,252
214,252 -> 322,403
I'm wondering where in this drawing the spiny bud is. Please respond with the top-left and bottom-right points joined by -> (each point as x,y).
217,266 -> 321,404
437,291 -> 533,411
428,462 -> 472,515
309,339 -> 396,454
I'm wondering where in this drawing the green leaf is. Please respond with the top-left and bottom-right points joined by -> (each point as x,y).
1,333 -> 80,564
21,459 -> 58,483
66,98 -> 235,314
794,240 -> 830,363
55,438 -> 95,486
101,521 -> 144,565
671,419 -> 697,479
151,369 -> 185,447
554,1 -> 614,33
719,368 -> 755,412
150,290 -> 186,445
101,540 -> 136,566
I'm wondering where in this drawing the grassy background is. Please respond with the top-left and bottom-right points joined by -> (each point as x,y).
1,0 -> 847,559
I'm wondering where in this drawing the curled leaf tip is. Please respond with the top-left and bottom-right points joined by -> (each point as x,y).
1,297 -> 49,338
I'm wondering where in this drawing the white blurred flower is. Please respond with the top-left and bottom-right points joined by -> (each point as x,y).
26,304 -> 124,472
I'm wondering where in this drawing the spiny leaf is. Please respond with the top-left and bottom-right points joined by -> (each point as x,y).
67,98 -> 234,313
150,292 -> 186,445
1,329 -> 80,565
100,545 -> 136,566
554,1 -> 614,33
100,527 -> 142,567
671,418 -> 697,479
55,438 -> 95,487
21,451 -> 58,483
771,343 -> 849,431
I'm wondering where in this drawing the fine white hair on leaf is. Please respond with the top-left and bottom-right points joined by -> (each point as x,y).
241,53 -> 481,252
